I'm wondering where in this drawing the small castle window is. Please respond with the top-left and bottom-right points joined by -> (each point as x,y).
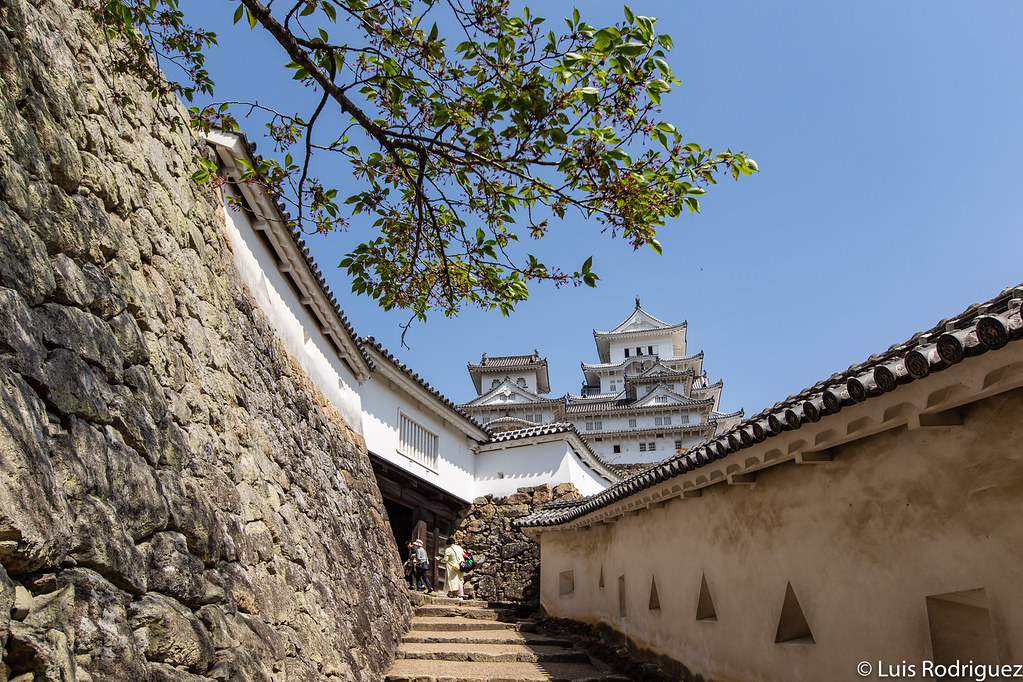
613,445 -> 621,454
628,418 -> 637,427
680,414 -> 690,424
624,348 -> 630,358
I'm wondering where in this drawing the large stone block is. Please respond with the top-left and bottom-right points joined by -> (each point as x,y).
68,495 -> 147,595
139,531 -> 206,608
129,593 -> 214,674
0,286 -> 46,379
35,302 -> 126,382
0,366 -> 73,573
0,199 -> 55,305
60,568 -> 147,681
4,621 -> 77,681
40,348 -> 113,423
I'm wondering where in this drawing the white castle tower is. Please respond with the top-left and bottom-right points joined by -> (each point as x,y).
564,298 -> 742,465
458,299 -> 742,466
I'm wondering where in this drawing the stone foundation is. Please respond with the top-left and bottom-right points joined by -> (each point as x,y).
456,484 -> 579,604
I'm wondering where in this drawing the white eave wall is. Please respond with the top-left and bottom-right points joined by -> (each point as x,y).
360,350 -> 487,504
210,133 -> 365,432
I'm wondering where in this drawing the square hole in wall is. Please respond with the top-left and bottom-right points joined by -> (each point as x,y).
926,588 -> 998,666
559,570 -> 575,597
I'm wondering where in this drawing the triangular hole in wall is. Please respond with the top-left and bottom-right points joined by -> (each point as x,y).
775,582 -> 814,644
649,576 -> 661,611
599,565 -> 605,589
696,573 -> 717,621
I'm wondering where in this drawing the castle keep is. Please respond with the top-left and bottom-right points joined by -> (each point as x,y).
459,302 -> 743,466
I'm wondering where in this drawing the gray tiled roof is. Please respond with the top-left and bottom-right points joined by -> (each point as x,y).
486,422 -> 579,442
468,353 -> 546,369
517,283 -> 1023,529
564,393 -> 714,413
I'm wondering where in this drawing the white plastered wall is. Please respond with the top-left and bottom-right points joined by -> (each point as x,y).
537,381 -> 1023,681
476,439 -> 611,497
220,194 -> 363,431
360,373 -> 478,502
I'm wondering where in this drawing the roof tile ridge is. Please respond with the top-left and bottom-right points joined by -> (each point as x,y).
515,283 -> 1023,529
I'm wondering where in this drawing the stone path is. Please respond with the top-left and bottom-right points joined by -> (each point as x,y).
384,595 -> 630,682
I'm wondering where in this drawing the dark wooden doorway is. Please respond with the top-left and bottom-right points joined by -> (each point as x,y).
370,454 -> 466,592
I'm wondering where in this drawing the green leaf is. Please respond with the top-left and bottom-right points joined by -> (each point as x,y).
246,8 -> 257,29
578,86 -> 599,106
617,42 -> 646,57
649,239 -> 662,255
232,3 -> 244,24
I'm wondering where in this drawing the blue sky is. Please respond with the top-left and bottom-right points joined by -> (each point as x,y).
182,0 -> 1023,415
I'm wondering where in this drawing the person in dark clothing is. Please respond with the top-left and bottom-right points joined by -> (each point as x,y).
403,541 -> 416,589
412,539 -> 433,593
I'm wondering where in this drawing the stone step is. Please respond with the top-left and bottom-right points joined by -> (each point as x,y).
402,631 -> 574,647
396,642 -> 590,664
425,595 -> 488,607
411,616 -> 518,632
415,605 -> 512,620
384,659 -> 631,682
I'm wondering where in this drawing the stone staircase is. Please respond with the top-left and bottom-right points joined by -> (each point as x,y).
385,595 -> 630,682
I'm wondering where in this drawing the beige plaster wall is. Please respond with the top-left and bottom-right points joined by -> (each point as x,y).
540,387 -> 1023,681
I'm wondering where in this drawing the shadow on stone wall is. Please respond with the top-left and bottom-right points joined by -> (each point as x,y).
0,0 -> 410,678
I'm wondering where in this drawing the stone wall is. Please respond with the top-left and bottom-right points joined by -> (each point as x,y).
457,484 -> 578,604
0,0 -> 410,679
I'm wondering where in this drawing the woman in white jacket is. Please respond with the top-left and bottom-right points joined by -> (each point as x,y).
438,536 -> 465,600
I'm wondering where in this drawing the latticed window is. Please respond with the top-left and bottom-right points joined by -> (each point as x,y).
680,414 -> 690,424
628,418 -> 637,427
398,413 -> 438,469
